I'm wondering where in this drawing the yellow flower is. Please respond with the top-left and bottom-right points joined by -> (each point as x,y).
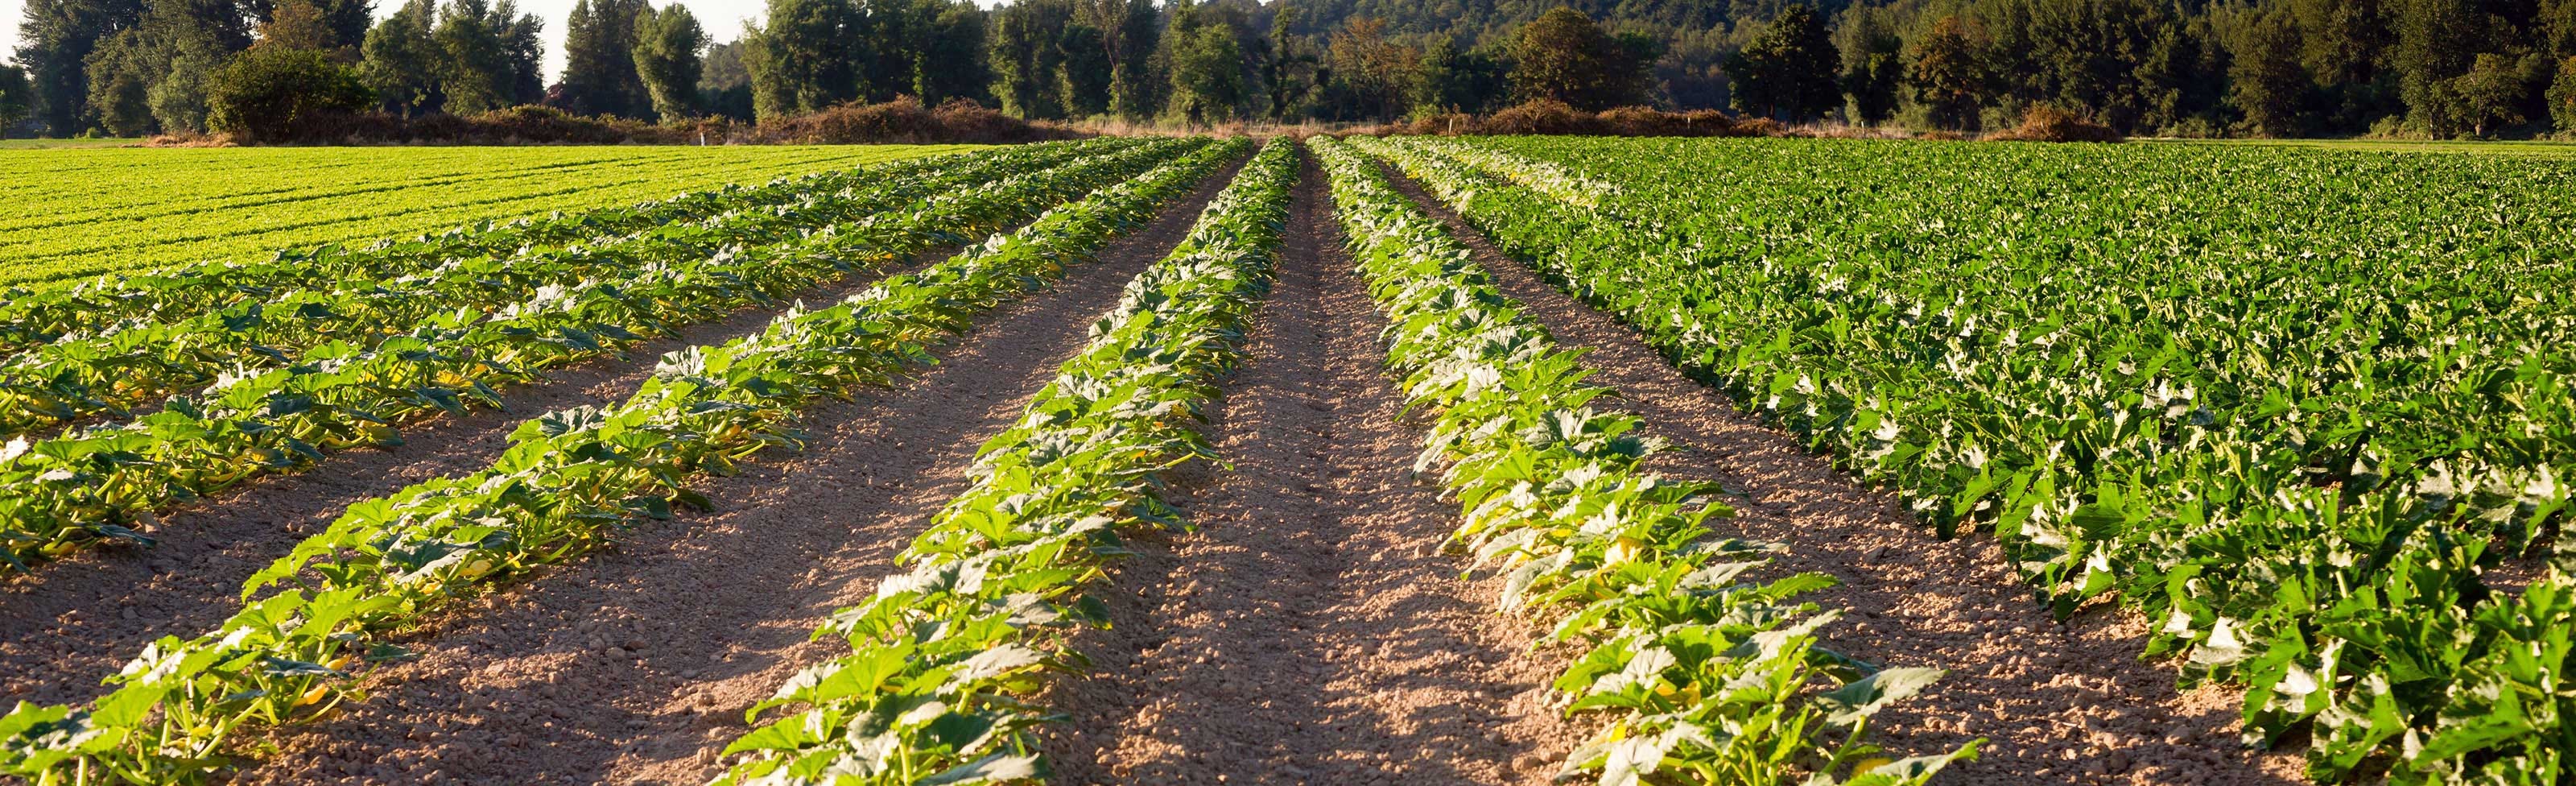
1604,536 -> 1645,565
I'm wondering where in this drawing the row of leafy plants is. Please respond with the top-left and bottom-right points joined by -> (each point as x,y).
1312,134 -> 1975,785
709,137 -> 1295,786
0,138 -> 1240,785
0,139 -> 1181,572
0,144 -> 1104,437
0,147 -> 961,358
1376,134 -> 2576,782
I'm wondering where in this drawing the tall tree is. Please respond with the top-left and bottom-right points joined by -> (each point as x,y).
0,63 -> 31,132
988,0 -> 1071,118
1165,19 -> 1242,123
1413,35 -> 1505,114
79,0 -> 244,135
632,2 -> 704,122
309,0 -> 376,54
1506,7 -> 1651,110
696,38 -> 752,118
1328,16 -> 1414,119
915,0 -> 989,105
360,0 -> 439,115
2451,51 -> 2532,134
1908,14 -> 1985,130
1108,0 -> 1158,119
1836,5 -> 1904,125
745,0 -> 859,119
15,0 -> 149,134
2229,8 -> 2310,136
1262,5 -> 1318,120
2551,54 -> 2576,130
433,0 -> 508,113
2395,0 -> 2500,134
1727,4 -> 1841,122
493,0 -> 547,105
559,0 -> 650,116
260,0 -> 336,51
1056,22 -> 1112,117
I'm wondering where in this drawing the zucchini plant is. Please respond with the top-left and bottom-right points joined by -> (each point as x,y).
1374,134 -> 2576,784
0,139 -> 1241,786
710,138 -> 1296,786
1315,135 -> 1975,786
0,141 -> 1178,571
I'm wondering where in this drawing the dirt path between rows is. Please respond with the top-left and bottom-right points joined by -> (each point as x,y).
227,159 -> 1244,786
1380,171 -> 2309,786
0,247 -> 976,709
1038,162 -> 1583,785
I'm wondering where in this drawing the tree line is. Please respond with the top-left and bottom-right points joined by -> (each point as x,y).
6,0 -> 2576,139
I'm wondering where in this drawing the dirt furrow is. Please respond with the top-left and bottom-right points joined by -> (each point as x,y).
1378,171 -> 2309,786
225,159 -> 1242,786
0,250 -> 968,709
1038,163 -> 1583,786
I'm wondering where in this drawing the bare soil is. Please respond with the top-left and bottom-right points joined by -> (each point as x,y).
1038,163 -> 1586,785
223,159 -> 1243,786
1381,170 -> 2311,786
0,253 -> 953,709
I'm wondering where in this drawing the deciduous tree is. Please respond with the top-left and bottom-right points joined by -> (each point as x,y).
632,2 -> 704,122
1908,14 -> 1984,130
1507,7 -> 1651,110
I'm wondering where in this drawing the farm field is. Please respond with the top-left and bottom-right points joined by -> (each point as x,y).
0,134 -> 2566,786
0,144 -> 975,289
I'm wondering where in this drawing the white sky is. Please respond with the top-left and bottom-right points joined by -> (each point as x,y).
0,0 -> 811,81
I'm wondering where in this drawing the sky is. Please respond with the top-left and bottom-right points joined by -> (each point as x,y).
0,0 -> 780,81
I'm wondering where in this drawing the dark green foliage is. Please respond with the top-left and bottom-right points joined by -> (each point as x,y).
1907,15 -> 1982,130
207,44 -> 373,138
987,0 -> 1067,118
745,0 -> 860,119
1056,23 -> 1112,118
1507,7 -> 1653,110
1837,6 -> 1903,125
559,0 -> 652,117
12,0 -> 147,134
2230,9 -> 2311,136
360,0 -> 440,115
0,64 -> 30,133
1109,0 -> 1159,118
917,1 -> 992,106
692,39 -> 753,118
1725,4 -> 1839,121
1414,35 -> 1509,114
2553,54 -> 2576,130
632,3 -> 705,122
1166,11 -> 1245,122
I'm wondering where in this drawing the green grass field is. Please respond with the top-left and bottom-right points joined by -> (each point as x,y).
0,144 -> 974,289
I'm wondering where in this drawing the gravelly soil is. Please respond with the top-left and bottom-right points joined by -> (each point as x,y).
1038,163 -> 1586,785
0,252 -> 949,709
224,159 -> 1243,786
1381,169 -> 2310,786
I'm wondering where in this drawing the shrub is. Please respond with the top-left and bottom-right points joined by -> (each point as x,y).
1483,98 -> 1604,134
1992,105 -> 2123,143
207,48 -> 374,142
749,96 -> 1080,145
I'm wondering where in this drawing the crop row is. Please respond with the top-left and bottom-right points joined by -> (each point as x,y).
0,145 -> 966,354
0,147 -> 943,289
0,139 -> 1177,572
1381,135 -> 2576,782
1311,135 -> 1972,785
711,137 -> 1295,786
0,142 -> 1102,438
0,139 -> 1240,785
0,147 -> 869,234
